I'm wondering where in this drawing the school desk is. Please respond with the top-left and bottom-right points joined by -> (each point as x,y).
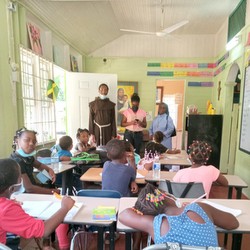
144,171 -> 248,199
117,197 -> 250,250
48,161 -> 75,195
159,150 -> 191,167
80,167 -> 148,185
16,193 -> 120,250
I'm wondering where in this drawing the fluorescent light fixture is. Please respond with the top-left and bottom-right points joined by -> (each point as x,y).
226,35 -> 241,51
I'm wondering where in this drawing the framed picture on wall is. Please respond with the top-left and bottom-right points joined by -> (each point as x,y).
27,23 -> 43,56
156,86 -> 163,104
117,81 -> 138,128
70,55 -> 79,72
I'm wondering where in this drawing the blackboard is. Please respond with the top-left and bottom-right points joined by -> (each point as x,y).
239,66 -> 250,154
186,115 -> 223,169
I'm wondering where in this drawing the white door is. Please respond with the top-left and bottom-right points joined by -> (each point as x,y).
66,72 -> 117,145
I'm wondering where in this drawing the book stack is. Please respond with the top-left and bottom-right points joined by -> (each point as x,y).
92,206 -> 116,221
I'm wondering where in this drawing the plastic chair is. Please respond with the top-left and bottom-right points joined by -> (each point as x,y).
77,189 -> 122,198
36,148 -> 52,157
143,243 -> 223,250
70,189 -> 121,250
0,243 -> 12,250
158,180 -> 205,198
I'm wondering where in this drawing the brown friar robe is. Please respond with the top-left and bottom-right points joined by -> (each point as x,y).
89,97 -> 116,146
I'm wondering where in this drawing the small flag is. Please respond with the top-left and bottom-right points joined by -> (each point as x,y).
47,79 -> 59,102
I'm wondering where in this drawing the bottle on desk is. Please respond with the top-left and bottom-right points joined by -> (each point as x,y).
153,155 -> 161,179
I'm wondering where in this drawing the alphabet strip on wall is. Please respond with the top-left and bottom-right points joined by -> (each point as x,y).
147,52 -> 229,77
188,82 -> 214,87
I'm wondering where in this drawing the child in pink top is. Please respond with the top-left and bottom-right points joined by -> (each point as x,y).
173,141 -> 228,198
0,158 -> 75,247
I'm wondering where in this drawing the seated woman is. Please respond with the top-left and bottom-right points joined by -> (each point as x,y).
137,131 -> 181,170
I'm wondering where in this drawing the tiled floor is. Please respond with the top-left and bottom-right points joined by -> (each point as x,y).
21,185 -> 249,250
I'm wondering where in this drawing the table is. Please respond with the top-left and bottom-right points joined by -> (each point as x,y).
16,193 -> 120,250
80,167 -> 148,185
117,197 -> 250,250
145,171 -> 248,199
160,150 -> 191,167
49,161 -> 75,195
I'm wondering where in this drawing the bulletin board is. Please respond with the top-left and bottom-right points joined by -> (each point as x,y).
239,65 -> 250,154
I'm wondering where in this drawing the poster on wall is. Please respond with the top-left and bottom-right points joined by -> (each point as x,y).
70,55 -> 79,72
27,23 -> 43,56
117,81 -> 138,131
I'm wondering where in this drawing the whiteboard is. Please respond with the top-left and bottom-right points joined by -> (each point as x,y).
239,66 -> 250,154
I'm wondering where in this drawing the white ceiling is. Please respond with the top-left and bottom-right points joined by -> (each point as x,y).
18,0 -> 241,56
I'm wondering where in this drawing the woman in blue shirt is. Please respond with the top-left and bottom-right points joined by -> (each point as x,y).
149,102 -> 175,149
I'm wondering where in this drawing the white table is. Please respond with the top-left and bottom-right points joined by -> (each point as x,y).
16,193 -> 120,250
117,197 -> 250,250
145,171 -> 248,199
160,150 -> 191,166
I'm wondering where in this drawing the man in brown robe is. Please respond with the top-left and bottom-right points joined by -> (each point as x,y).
89,83 -> 117,146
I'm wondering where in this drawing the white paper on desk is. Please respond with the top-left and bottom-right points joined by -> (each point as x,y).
201,200 -> 242,217
39,202 -> 83,221
136,172 -> 144,178
22,201 -> 52,217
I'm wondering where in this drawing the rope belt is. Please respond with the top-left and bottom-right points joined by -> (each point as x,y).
94,120 -> 111,146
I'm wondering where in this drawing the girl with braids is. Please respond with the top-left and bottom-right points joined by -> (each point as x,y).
119,183 -> 239,247
10,127 -> 59,194
0,158 -> 75,247
10,128 -> 71,249
173,140 -> 228,198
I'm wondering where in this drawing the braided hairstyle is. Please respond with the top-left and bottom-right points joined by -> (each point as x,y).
133,183 -> 167,216
76,128 -> 89,139
12,127 -> 37,152
0,159 -> 20,194
188,140 -> 212,165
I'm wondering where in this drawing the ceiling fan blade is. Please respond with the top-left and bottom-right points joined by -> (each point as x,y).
120,29 -> 155,35
162,20 -> 189,34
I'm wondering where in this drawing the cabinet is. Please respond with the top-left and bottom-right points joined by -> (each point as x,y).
186,115 -> 223,169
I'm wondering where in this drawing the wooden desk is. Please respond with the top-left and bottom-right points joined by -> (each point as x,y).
16,193 -> 120,250
145,171 -> 248,199
160,150 -> 191,166
80,167 -> 148,185
117,197 -> 250,250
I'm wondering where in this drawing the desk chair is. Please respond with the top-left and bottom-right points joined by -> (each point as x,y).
36,148 -> 52,157
0,243 -> 12,250
143,243 -> 223,250
158,180 -> 205,198
70,189 -> 121,250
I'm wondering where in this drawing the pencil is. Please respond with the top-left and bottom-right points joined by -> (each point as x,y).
190,193 -> 207,204
53,192 -> 78,208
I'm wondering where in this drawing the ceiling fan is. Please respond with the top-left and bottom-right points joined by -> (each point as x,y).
120,20 -> 189,37
120,1 -> 189,37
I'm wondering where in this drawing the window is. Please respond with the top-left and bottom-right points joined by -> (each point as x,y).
228,0 -> 246,42
20,47 -> 56,144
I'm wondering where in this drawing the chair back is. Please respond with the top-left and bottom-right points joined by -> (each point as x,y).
143,243 -> 223,250
77,189 -> 121,198
0,243 -> 12,250
36,148 -> 52,157
158,180 -> 205,198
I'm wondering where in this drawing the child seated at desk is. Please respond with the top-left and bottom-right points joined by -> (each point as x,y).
74,128 -> 96,155
55,135 -> 73,162
173,140 -> 228,198
137,131 -> 181,171
102,139 -> 138,197
0,158 -> 75,249
10,128 -> 71,250
119,183 -> 239,247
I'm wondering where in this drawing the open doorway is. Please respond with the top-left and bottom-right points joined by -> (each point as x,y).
156,80 -> 185,149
